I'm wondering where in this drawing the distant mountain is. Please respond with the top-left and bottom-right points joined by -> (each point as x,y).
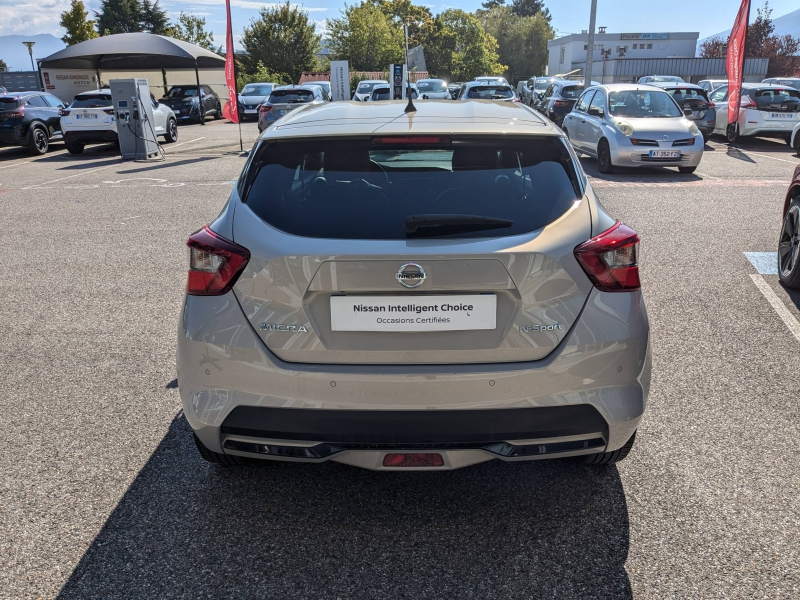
1,34 -> 65,71
699,7 -> 800,47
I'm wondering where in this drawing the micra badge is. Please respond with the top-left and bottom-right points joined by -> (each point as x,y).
261,323 -> 309,332
520,323 -> 563,333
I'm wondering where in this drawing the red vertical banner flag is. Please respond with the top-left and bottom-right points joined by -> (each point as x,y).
222,0 -> 239,123
726,0 -> 751,128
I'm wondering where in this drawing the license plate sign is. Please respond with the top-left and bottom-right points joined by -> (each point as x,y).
76,112 -> 98,120
245,109 -> 257,114
330,295 -> 497,332
649,150 -> 681,158
770,112 -> 795,119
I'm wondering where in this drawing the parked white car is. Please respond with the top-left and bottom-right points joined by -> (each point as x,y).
710,83 -> 800,144
353,80 -> 389,102
416,79 -> 451,100
61,89 -> 178,154
563,83 -> 704,174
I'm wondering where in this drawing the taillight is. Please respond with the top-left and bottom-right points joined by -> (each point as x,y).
186,225 -> 250,296
103,108 -> 115,115
740,95 -> 756,109
259,105 -> 272,114
59,109 -> 70,117
574,221 -> 640,292
4,110 -> 24,118
553,99 -> 570,106
708,102 -> 716,108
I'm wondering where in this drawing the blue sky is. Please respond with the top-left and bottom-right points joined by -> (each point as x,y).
0,0 -> 797,53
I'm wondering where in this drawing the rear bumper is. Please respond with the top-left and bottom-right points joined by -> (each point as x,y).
64,129 -> 118,143
177,288 -> 651,469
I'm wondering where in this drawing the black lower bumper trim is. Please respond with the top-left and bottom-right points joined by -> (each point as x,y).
220,405 -> 607,445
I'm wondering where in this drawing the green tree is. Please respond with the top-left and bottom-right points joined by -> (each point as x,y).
60,0 -> 99,45
236,60 -> 291,89
698,36 -> 726,58
510,0 -> 551,21
95,0 -> 143,34
169,13 -> 215,50
241,2 -> 320,84
482,6 -> 553,80
419,9 -> 505,80
139,0 -> 170,34
481,0 -> 505,8
371,0 -> 432,46
0,59 -> 7,72
327,2 -> 404,71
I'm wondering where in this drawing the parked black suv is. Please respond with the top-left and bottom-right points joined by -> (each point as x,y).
159,85 -> 222,124
534,80 -> 599,126
649,82 -> 716,143
0,91 -> 66,155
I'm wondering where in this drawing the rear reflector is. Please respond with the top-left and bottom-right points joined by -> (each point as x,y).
186,225 -> 250,296
574,221 -> 640,292
383,453 -> 444,467
372,136 -> 450,145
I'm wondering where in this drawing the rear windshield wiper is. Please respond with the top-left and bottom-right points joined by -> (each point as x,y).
404,214 -> 513,236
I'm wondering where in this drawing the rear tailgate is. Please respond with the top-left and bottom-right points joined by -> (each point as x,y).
232,134 -> 593,365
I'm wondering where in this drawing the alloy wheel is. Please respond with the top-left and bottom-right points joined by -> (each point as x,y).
779,204 -> 800,278
33,129 -> 48,153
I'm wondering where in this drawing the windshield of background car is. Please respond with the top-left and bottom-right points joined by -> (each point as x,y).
241,136 -> 581,240
166,87 -> 197,98
466,86 -> 514,99
357,82 -> 379,93
561,86 -> 585,99
535,80 -> 552,90
650,77 -> 681,82
70,94 -> 112,108
777,80 -> 800,89
418,81 -> 448,92
372,88 -> 391,101
608,90 -> 682,118
242,85 -> 272,95
269,90 -> 314,103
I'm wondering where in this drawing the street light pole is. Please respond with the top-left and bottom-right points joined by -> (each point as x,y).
22,41 -> 36,72
584,0 -> 597,85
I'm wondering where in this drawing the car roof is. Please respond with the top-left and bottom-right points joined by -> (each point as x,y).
358,80 -> 389,84
259,100 -> 553,140
0,91 -> 41,97
417,78 -> 446,82
647,82 -> 704,91
464,81 -> 512,87
75,89 -> 112,96
589,83 -> 668,92
242,82 -> 276,86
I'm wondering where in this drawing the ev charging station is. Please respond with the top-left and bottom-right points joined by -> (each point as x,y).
389,64 -> 408,100
110,78 -> 160,160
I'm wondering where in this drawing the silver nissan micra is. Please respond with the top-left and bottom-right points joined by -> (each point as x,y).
177,99 -> 651,471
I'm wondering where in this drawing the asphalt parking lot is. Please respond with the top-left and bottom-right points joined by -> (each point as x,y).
1,118 -> 799,599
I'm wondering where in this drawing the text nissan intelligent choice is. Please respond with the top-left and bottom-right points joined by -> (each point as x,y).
177,100 -> 651,471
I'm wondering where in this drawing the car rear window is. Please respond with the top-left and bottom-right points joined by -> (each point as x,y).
166,87 -> 197,97
561,86 -> 584,99
666,88 -> 709,102
241,136 -> 582,240
754,88 -> 800,102
418,81 -> 448,92
70,94 -> 112,108
0,98 -> 20,108
371,88 -> 391,101
269,90 -> 313,103
466,86 -> 514,99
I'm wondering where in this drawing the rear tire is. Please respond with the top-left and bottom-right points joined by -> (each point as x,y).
213,102 -> 222,120
778,197 -> 800,289
579,431 -> 636,465
163,118 -> 178,143
726,123 -> 739,144
27,125 -> 49,155
193,433 -> 248,466
65,142 -> 84,155
678,166 -> 697,174
597,139 -> 614,174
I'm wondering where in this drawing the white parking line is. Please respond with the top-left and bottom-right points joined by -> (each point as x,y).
750,274 -> 800,343
163,137 -> 205,150
0,149 -> 70,170
732,149 -> 799,164
23,162 -> 122,188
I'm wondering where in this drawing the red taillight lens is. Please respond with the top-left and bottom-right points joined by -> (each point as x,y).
383,453 -> 444,467
103,108 -> 115,115
708,102 -> 716,108
259,104 -> 272,114
740,95 -> 757,109
4,110 -> 24,118
186,225 -> 250,296
574,221 -> 640,292
553,99 -> 570,106
59,109 -> 70,117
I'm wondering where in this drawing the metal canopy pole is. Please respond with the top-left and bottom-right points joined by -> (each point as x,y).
195,61 -> 205,126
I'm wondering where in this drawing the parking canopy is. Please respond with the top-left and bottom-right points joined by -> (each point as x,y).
39,32 -> 225,70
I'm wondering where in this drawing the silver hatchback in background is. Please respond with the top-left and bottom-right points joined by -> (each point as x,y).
564,84 -> 704,174
178,100 -> 650,471
257,84 -> 327,132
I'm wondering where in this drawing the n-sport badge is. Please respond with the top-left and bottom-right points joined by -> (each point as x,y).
396,263 -> 426,288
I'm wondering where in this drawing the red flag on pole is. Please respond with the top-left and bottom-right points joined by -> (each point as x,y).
726,0 -> 751,129
222,0 -> 239,123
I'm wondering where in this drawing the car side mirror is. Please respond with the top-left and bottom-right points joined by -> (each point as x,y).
588,106 -> 604,118
684,108 -> 693,117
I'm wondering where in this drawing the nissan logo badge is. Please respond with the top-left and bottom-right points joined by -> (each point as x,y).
396,263 -> 426,288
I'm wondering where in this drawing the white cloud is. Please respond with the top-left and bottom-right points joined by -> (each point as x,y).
0,0 -> 66,36
166,0 -> 327,11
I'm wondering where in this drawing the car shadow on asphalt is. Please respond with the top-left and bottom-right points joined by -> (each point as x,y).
57,414 -> 632,599
118,156 -> 220,174
579,157 -> 702,182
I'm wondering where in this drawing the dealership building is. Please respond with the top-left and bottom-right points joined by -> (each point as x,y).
547,31 -> 768,83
